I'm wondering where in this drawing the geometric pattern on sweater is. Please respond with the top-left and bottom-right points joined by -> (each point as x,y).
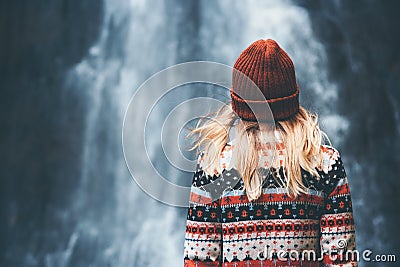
184,143 -> 357,267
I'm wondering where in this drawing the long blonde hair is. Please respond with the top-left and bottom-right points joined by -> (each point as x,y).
188,104 -> 325,201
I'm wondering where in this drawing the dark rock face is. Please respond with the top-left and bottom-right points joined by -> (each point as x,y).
297,0 -> 400,258
0,1 -> 103,76
0,1 -> 103,266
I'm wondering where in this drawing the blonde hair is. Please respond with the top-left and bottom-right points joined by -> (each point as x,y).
188,104 -> 325,201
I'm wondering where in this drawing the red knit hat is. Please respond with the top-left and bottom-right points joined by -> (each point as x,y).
231,39 -> 299,121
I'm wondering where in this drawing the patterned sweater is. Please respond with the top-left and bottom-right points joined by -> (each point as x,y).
184,141 -> 357,267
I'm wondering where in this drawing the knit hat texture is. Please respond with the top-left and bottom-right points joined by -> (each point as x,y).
231,39 -> 300,121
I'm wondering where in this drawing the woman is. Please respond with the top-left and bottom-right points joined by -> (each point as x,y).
184,39 -> 357,267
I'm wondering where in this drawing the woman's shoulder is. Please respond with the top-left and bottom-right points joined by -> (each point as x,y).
320,144 -> 340,158
197,141 -> 344,173
320,144 -> 341,162
219,141 -> 234,170
194,141 -> 234,176
319,144 -> 342,174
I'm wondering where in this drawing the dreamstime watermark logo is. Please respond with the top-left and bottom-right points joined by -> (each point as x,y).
122,61 -> 275,207
257,239 -> 397,263
257,239 -> 352,262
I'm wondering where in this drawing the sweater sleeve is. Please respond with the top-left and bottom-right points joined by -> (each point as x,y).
183,153 -> 222,267
319,147 -> 358,266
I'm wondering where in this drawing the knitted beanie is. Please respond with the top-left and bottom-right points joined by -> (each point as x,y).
231,39 -> 299,121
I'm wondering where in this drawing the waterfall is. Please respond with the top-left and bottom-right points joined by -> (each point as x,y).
48,0 -> 346,266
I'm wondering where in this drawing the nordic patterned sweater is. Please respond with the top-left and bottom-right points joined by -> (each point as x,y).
183,141 -> 357,267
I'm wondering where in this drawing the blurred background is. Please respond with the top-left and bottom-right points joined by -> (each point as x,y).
1,0 -> 399,266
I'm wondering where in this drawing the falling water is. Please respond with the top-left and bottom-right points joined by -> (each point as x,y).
47,0 -> 350,266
